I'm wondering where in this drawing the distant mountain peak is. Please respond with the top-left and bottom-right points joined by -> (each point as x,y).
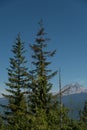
61,82 -> 87,95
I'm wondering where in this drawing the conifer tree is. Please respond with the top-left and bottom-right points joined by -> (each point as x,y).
28,20 -> 57,114
1,34 -> 29,127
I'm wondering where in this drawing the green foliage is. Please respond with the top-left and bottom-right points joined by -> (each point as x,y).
68,120 -> 87,130
28,20 -> 57,114
1,34 -> 29,128
46,103 -> 70,130
29,108 -> 48,130
1,21 -> 87,130
0,114 -> 5,130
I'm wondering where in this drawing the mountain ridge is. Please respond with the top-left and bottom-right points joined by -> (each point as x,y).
61,82 -> 87,96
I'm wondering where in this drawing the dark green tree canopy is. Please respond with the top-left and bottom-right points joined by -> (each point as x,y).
2,34 -> 29,126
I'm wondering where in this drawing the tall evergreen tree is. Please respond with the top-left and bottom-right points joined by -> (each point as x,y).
28,20 -> 57,114
1,34 -> 29,127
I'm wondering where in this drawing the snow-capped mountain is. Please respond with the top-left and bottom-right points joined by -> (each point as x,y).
61,82 -> 87,95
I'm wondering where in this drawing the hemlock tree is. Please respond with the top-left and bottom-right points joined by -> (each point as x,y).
28,20 -> 57,114
1,34 -> 29,128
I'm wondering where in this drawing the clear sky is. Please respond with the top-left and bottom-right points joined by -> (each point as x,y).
0,0 -> 87,96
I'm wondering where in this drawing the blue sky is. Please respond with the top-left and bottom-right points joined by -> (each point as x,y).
0,0 -> 87,96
